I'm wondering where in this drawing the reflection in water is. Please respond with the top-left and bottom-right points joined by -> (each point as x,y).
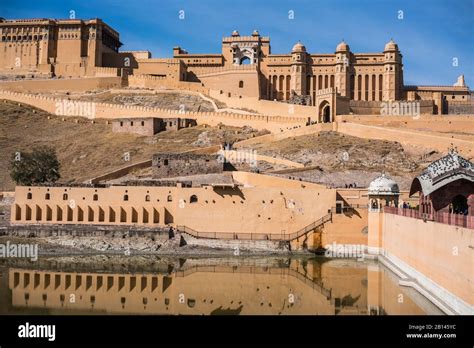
0,256 -> 443,315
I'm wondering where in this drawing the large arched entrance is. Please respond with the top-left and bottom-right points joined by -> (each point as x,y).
318,100 -> 331,123
233,48 -> 255,65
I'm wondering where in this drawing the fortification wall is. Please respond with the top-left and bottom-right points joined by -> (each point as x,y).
0,90 -> 306,131
90,160 -> 153,184
94,67 -> 121,77
128,75 -> 209,93
209,89 -> 317,119
382,213 -> 473,314
0,77 -> 123,92
198,69 -> 260,98
234,123 -> 334,148
222,150 -> 304,169
334,121 -> 474,157
349,100 -> 434,115
335,114 -> 474,134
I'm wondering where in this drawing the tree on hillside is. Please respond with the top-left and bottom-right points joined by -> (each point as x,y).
10,146 -> 61,185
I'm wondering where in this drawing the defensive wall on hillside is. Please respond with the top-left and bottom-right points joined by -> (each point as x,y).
336,114 -> 474,135
0,77 -> 124,92
334,121 -> 474,157
128,75 -> 209,94
0,90 -> 307,132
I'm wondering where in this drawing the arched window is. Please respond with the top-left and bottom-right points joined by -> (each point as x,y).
93,194 -> 98,201
452,195 -> 468,215
63,193 -> 68,200
238,81 -> 244,88
167,195 -> 172,202
190,195 -> 198,203
45,193 -> 50,200
123,194 -> 129,201
145,195 -> 150,202
27,192 -> 32,199
164,159 -> 169,166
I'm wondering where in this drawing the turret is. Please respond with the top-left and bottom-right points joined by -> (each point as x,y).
383,39 -> 403,101
367,173 -> 400,254
290,41 -> 308,96
335,40 -> 351,97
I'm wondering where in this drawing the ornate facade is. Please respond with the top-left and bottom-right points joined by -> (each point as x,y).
0,18 -> 471,115
0,18 -> 122,77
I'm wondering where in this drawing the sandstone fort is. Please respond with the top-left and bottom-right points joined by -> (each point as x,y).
0,16 -> 472,317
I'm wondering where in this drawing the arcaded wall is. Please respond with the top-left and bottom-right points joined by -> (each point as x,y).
10,172 -> 336,237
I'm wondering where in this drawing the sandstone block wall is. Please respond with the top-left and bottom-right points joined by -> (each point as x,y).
382,213 -> 473,313
152,153 -> 223,178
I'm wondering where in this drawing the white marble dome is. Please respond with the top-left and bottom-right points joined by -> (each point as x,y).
368,174 -> 400,195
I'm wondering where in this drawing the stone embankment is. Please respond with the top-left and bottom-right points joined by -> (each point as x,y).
0,224 -> 291,256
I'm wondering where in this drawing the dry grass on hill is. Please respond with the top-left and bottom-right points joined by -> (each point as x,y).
0,100 -> 259,191
251,131 -> 423,175
77,91 -> 216,112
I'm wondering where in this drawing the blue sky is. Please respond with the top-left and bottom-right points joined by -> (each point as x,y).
2,0 -> 473,86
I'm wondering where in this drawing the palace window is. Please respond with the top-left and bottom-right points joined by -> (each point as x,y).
63,193 -> 68,200
167,195 -> 173,202
27,192 -> 32,200
93,194 -> 98,201
45,193 -> 50,200
239,81 -> 244,88
123,194 -> 129,201
190,195 -> 198,203
145,195 -> 150,202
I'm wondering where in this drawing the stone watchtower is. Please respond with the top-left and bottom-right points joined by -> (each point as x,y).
383,39 -> 403,101
334,40 -> 351,98
290,41 -> 308,97
367,173 -> 400,254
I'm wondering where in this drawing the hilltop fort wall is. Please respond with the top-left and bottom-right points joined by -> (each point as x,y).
0,76 -> 123,92
0,90 -> 307,132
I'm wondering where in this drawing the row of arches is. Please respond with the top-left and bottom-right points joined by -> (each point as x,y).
350,74 -> 384,101
265,73 -> 385,103
26,192 -> 199,204
13,204 -> 173,225
2,35 -> 44,42
12,271 -> 168,294
266,74 -> 336,102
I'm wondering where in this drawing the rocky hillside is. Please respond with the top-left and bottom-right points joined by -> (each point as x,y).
0,101 -> 260,191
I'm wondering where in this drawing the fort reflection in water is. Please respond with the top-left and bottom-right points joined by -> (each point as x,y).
0,256 -> 442,315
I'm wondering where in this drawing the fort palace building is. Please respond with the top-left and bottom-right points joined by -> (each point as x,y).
1,18 -> 472,117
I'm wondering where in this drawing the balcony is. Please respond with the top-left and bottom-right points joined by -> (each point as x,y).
384,206 -> 474,229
